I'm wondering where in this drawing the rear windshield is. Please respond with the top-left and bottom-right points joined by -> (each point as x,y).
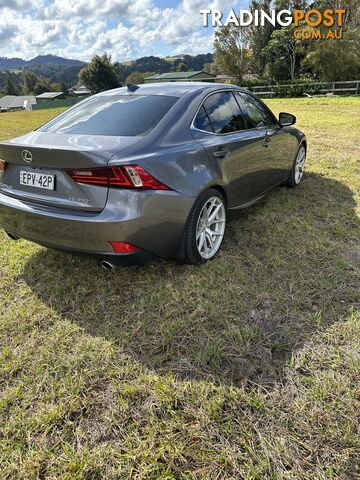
39,95 -> 178,137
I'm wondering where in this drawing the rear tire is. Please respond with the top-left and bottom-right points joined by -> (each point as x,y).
184,189 -> 226,265
286,145 -> 306,187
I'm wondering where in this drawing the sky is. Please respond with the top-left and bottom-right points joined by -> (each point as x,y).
0,0 -> 249,61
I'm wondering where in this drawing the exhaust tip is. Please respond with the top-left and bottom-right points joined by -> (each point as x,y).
100,260 -> 115,271
6,231 -> 19,241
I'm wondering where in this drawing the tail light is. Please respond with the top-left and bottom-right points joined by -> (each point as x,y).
0,160 -> 7,181
109,242 -> 140,253
66,165 -> 170,190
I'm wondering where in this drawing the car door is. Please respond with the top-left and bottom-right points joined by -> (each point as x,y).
235,91 -> 295,189
191,90 -> 269,207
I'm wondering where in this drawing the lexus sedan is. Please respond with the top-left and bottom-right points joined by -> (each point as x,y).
0,83 -> 306,268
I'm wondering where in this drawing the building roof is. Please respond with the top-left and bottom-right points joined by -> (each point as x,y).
0,95 -> 36,110
36,91 -> 64,99
68,85 -> 91,95
145,71 -> 216,81
72,89 -> 91,95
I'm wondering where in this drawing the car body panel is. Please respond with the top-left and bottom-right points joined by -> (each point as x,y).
261,126 -> 299,188
0,188 -> 194,257
0,131 -> 142,162
191,127 -> 269,207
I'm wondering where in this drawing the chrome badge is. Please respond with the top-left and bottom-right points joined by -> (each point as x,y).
21,150 -> 33,164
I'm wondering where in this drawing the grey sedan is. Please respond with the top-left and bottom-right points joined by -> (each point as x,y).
0,83 -> 306,268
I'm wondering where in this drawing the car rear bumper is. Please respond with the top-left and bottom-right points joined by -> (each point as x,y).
57,248 -> 157,266
0,188 -> 195,261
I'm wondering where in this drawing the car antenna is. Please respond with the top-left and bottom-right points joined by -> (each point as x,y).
127,83 -> 140,92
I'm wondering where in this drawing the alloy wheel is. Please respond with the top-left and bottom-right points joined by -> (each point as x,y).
196,196 -> 226,259
294,147 -> 306,184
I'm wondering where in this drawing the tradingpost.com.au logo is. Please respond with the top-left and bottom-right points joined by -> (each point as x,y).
200,8 -> 346,40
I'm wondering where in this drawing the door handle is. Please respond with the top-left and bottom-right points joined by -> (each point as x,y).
213,147 -> 231,159
263,136 -> 272,148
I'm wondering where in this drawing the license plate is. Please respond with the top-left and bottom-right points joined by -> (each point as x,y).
20,171 -> 55,190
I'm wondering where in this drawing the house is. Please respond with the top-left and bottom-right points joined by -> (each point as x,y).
144,71 -> 216,83
0,95 -> 36,111
36,92 -> 66,103
68,85 -> 91,97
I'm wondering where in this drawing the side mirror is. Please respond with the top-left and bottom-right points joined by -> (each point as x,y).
279,112 -> 296,127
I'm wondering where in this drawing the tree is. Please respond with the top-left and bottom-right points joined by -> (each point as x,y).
21,70 -> 38,94
79,54 -> 121,94
2,78 -> 18,95
179,54 -> 214,71
172,62 -> 189,72
50,82 -> 63,92
246,0 -> 309,80
32,80 -> 51,95
214,23 -> 251,82
124,71 -> 154,85
311,0 -> 359,29
203,62 -> 222,75
247,0 -> 274,77
20,70 -> 53,94
264,25 -> 304,81
303,0 -> 360,81
305,29 -> 360,81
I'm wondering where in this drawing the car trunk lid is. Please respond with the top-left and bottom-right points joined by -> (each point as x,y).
0,132 -> 141,212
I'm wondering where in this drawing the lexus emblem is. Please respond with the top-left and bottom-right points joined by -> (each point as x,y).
21,150 -> 33,163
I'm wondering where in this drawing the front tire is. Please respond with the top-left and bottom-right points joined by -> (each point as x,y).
287,145 -> 306,187
184,189 -> 226,265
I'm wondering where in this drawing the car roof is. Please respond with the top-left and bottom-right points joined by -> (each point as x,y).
100,82 -> 246,98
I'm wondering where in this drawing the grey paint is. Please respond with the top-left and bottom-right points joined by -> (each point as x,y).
0,82 -> 306,263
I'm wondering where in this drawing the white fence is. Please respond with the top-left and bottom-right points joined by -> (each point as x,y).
251,80 -> 360,97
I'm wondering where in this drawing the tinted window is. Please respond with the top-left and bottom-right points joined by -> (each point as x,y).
194,106 -> 213,132
235,92 -> 275,128
39,95 -> 178,136
203,92 -> 247,134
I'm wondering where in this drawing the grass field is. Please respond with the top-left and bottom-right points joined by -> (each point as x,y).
0,97 -> 359,479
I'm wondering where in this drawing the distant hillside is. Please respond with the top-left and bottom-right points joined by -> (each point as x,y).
24,64 -> 85,87
26,55 -> 85,67
0,57 -> 26,70
118,53 -> 214,82
0,52 -> 214,91
0,54 -> 85,71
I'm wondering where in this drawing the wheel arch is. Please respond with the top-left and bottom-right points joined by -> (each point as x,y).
208,185 -> 228,208
299,138 -> 307,153
174,184 -> 228,260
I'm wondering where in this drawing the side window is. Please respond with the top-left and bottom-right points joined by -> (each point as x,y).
236,92 -> 275,129
202,91 -> 247,134
194,106 -> 213,133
